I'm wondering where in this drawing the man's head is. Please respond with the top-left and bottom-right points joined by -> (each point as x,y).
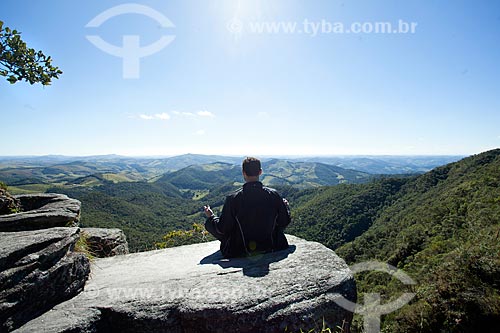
242,157 -> 262,181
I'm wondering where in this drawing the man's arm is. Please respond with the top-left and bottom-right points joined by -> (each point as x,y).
276,196 -> 291,228
204,196 -> 236,241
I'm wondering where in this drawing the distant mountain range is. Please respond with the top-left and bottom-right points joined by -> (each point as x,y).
292,155 -> 463,174
0,153 -> 462,188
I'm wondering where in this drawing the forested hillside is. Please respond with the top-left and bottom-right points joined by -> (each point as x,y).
47,182 -> 202,251
289,149 -> 500,332
287,176 -> 409,249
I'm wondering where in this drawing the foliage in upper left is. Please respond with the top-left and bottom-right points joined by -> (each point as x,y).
0,20 -> 62,85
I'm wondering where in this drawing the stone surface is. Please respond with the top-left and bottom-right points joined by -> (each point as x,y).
81,228 -> 129,258
0,227 -> 90,332
0,194 -> 81,232
15,235 -> 356,333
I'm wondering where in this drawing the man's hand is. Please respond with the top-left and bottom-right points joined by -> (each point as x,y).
203,205 -> 214,218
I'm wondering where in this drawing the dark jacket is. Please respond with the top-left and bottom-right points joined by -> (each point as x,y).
205,181 -> 291,258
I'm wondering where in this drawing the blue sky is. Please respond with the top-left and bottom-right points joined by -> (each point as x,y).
1,0 -> 499,156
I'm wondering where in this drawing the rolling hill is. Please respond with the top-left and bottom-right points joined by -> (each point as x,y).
0,154 -> 243,186
155,162 -> 242,190
0,154 -> 462,190
0,160 -> 146,186
156,159 -> 371,191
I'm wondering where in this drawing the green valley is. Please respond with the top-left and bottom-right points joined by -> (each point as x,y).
0,156 -> 380,251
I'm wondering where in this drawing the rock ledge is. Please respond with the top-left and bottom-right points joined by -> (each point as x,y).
15,235 -> 355,333
0,194 -> 81,232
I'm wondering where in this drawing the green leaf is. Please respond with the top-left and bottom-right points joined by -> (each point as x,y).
7,75 -> 17,84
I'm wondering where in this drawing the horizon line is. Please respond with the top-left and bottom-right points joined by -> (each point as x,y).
0,152 -> 471,159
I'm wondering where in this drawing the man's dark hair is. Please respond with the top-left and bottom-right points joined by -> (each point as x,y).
242,157 -> 261,177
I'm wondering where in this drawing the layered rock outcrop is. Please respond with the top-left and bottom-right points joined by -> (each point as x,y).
15,235 -> 356,333
0,192 -> 130,332
0,227 -> 90,332
0,194 -> 81,232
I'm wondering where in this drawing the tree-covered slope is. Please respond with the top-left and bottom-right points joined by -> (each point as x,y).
291,149 -> 500,332
262,159 -> 371,187
337,149 -> 500,332
156,162 -> 241,190
287,177 -> 409,249
47,182 -> 202,252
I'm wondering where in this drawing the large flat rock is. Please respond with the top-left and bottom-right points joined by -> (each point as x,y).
15,235 -> 355,332
0,194 -> 81,232
0,228 -> 90,332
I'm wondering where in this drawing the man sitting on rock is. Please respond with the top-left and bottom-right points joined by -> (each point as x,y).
204,157 -> 291,258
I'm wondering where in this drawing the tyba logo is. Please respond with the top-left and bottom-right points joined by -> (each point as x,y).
85,3 -> 175,79
334,261 -> 416,333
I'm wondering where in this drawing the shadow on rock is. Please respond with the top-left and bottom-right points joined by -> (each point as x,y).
199,245 -> 296,277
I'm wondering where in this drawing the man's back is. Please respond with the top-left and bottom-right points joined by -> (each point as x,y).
204,157 -> 291,258
205,181 -> 291,258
